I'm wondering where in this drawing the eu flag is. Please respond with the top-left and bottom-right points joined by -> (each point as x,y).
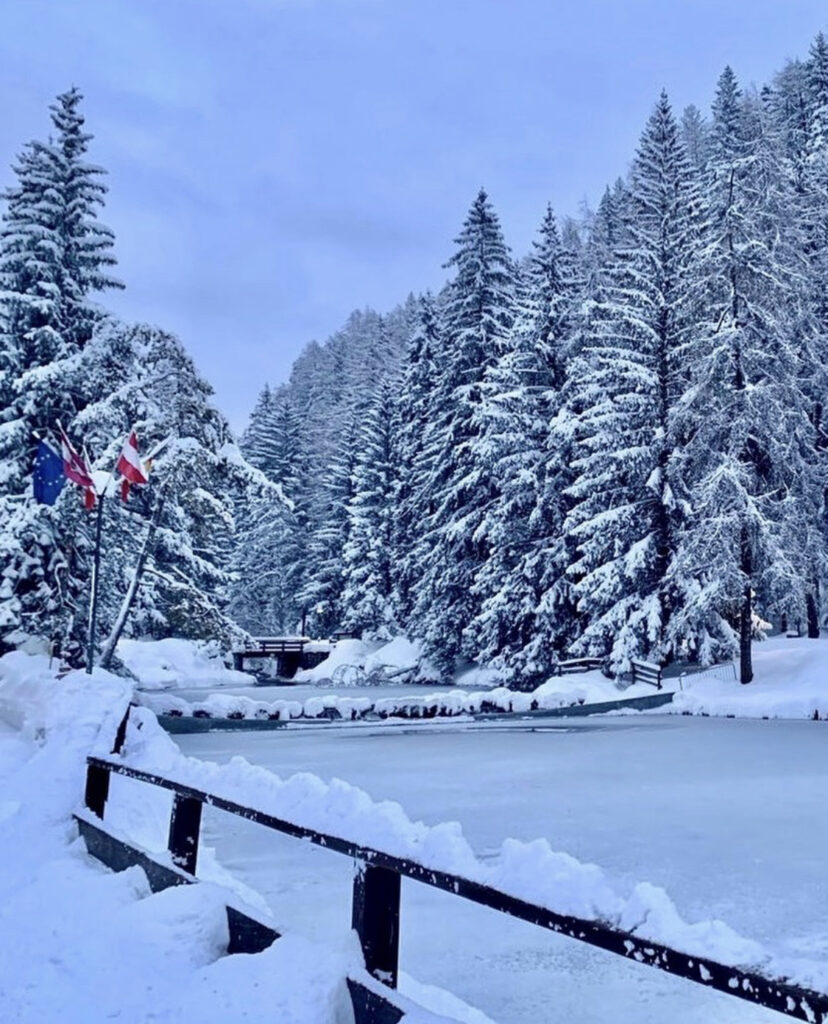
33,439 -> 65,506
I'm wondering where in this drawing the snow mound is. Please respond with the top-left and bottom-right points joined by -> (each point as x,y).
670,636 -> 828,720
294,638 -> 373,685
0,650 -> 132,751
297,635 -> 447,686
117,638 -> 251,690
365,636 -> 424,678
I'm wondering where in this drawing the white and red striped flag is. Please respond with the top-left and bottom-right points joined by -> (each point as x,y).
115,428 -> 148,501
58,425 -> 96,509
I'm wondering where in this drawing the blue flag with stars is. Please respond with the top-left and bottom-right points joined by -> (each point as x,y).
33,439 -> 65,506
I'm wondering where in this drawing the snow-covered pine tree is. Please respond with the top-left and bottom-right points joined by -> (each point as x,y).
296,412 -> 359,637
392,293 -> 441,627
668,68 -> 818,680
680,104 -> 711,172
341,375 -> 400,637
581,178 -> 632,296
755,65 -> 828,639
233,387 -> 306,634
242,385 -> 278,476
0,88 -> 121,654
71,321 -> 259,648
73,321 -> 276,647
566,92 -> 702,670
409,189 -> 515,674
466,205 -> 576,683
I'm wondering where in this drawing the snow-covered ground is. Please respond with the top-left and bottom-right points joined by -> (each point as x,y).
167,635 -> 828,725
670,635 -> 828,719
0,652 -> 495,1023
2,639 -> 826,1023
177,714 -> 828,1024
117,637 -> 250,690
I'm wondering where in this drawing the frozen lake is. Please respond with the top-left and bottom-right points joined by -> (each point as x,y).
177,715 -> 828,1023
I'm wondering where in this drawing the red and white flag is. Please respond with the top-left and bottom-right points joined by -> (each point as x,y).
58,425 -> 96,509
115,428 -> 148,501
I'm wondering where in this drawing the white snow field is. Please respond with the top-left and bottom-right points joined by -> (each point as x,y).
176,714 -> 828,1024
0,653 -> 482,1024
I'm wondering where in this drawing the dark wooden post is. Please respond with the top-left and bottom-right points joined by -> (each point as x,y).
85,493 -> 106,674
167,794 -> 202,875
352,861 -> 401,988
85,762 -> 110,819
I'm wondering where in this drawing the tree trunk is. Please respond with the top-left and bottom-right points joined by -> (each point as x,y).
806,584 -> 820,639
739,525 -> 753,684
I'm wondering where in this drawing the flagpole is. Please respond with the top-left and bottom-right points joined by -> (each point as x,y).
86,493 -> 106,674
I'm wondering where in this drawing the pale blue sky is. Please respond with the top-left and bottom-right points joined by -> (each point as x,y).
1,0 -> 826,428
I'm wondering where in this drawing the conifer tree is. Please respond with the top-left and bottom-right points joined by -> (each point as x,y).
566,92 -> 702,669
467,206 -> 576,681
73,322 -> 253,647
391,294 -> 441,626
669,69 -> 816,679
341,376 -> 399,637
410,189 -> 515,673
0,89 -> 121,653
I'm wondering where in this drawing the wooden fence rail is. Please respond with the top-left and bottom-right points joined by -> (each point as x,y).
631,658 -> 663,689
79,754 -> 828,1024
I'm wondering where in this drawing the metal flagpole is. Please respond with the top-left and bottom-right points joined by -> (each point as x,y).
86,493 -> 106,674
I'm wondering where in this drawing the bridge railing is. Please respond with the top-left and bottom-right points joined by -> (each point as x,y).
80,754 -> 827,1024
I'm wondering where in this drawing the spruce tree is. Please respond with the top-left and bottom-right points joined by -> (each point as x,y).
410,189 -> 515,674
0,88 -> 121,654
341,375 -> 399,637
566,92 -> 702,670
669,68 -> 815,679
392,293 -> 441,627
467,206 -> 576,682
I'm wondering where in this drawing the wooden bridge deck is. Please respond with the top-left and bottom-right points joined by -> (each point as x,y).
231,636 -> 329,677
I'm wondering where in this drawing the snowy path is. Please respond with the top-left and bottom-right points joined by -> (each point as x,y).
178,715 -> 828,1024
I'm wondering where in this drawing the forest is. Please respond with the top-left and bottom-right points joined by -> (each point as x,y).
4,32 -> 828,685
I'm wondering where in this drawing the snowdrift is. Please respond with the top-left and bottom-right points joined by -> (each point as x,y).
670,636 -> 828,720
295,636 -> 445,686
0,652 -> 491,1023
116,637 -> 251,690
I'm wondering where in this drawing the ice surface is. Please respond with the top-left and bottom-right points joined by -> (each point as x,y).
178,714 -> 828,1024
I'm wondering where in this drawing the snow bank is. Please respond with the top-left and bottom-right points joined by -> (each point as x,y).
670,636 -> 828,721
0,650 -> 132,752
296,634 -> 444,686
0,652 -> 493,1023
294,637 -> 373,684
454,663 -> 507,690
138,670 -> 657,725
365,636 -> 425,678
117,637 -> 251,690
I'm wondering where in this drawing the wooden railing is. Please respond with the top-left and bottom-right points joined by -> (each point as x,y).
77,754 -> 827,1024
230,636 -> 328,676
631,658 -> 663,689
556,656 -> 607,675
